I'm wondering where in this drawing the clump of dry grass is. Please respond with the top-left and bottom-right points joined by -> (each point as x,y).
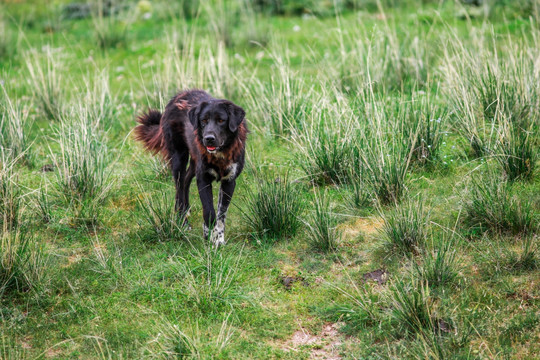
51,104 -> 112,225
25,47 -> 64,121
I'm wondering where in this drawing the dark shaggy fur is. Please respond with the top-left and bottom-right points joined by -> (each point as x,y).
134,90 -> 247,245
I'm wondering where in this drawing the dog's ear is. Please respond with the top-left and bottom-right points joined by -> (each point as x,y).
188,102 -> 207,128
226,103 -> 245,132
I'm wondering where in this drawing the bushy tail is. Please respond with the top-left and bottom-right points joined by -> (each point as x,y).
134,109 -> 165,156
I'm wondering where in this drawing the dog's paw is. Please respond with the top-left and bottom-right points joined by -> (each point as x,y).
211,230 -> 225,246
210,219 -> 226,246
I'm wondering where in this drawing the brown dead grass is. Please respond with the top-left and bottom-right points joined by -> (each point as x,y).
62,253 -> 82,268
339,217 -> 384,241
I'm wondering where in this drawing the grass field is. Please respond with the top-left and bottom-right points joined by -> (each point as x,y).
1,0 -> 539,358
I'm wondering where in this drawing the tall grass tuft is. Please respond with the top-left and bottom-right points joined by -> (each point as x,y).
201,0 -> 238,48
153,0 -> 200,20
391,279 -> 435,336
1,88 -> 32,164
329,281 -> 382,331
246,53 -> 313,136
404,94 -> 447,166
442,43 -> 492,157
243,174 -> 304,241
406,326 -> 447,360
25,47 -> 64,121
464,173 -> 535,236
174,244 -> 244,313
508,236 -> 538,271
381,198 -> 428,255
330,19 -> 433,94
136,188 -> 188,242
36,180 -> 52,224
237,1 -> 270,47
494,119 -> 536,181
51,105 -> 112,225
416,236 -> 459,288
356,96 -> 414,205
294,108 -> 356,185
0,151 -> 21,232
91,0 -> 129,50
0,15 -> 18,59
442,44 -> 492,157
305,190 -> 340,253
442,34 -> 539,160
146,314 -> 235,358
149,29 -> 234,104
0,227 -> 45,295
0,15 -> 17,60
345,167 -> 373,209
360,136 -> 411,205
145,156 -> 170,181
84,71 -> 118,130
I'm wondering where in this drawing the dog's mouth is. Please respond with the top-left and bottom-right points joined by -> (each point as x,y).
206,146 -> 217,152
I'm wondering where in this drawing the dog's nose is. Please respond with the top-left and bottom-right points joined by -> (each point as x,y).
204,135 -> 216,144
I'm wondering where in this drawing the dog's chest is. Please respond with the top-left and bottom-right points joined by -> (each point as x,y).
207,162 -> 238,182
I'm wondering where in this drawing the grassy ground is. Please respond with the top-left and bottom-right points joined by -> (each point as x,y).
1,0 -> 539,359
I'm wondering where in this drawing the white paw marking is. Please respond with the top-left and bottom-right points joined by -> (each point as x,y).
210,219 -> 226,246
203,224 -> 209,238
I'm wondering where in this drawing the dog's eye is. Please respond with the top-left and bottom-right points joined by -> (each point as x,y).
218,118 -> 225,124
202,118 -> 208,124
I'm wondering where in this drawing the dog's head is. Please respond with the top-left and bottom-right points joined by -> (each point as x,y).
188,99 -> 245,153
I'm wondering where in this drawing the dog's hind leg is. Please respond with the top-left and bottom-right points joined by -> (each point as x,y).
182,159 -> 196,222
211,179 -> 236,246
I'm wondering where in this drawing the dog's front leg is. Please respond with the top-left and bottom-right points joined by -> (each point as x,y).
196,176 -> 215,239
211,179 -> 236,246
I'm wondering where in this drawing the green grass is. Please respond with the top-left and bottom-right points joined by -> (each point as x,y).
415,234 -> 460,289
295,107 -> 356,185
495,119 -> 537,181
24,47 -> 65,121
243,173 -> 305,241
0,152 -> 21,231
464,170 -> 536,236
304,190 -> 340,253
0,226 -> 45,296
51,105 -> 112,225
91,1 -> 130,50
0,88 -> 32,165
381,197 -> 429,255
390,279 -> 435,336
0,0 -> 539,358
135,186 -> 189,243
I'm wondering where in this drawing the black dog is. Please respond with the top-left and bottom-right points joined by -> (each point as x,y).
134,90 -> 247,245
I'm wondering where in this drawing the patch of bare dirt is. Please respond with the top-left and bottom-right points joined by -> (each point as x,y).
45,348 -> 63,358
20,336 -> 32,349
61,254 -> 82,268
285,323 -> 343,359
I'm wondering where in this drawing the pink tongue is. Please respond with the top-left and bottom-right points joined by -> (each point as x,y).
207,146 -> 216,151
